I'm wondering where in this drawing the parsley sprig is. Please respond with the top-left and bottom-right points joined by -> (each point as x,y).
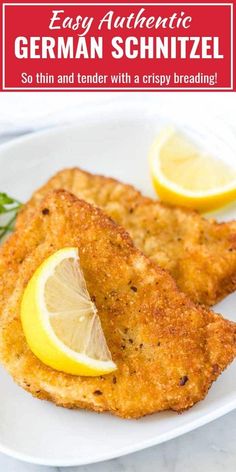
0,193 -> 22,241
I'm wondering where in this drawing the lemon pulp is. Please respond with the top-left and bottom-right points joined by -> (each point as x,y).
149,127 -> 236,212
21,248 -> 116,376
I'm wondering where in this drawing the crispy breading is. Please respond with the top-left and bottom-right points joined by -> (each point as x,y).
1,190 -> 236,418
17,168 -> 236,306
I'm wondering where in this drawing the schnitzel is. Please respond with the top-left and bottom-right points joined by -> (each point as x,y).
1,190 -> 236,418
17,168 -> 236,306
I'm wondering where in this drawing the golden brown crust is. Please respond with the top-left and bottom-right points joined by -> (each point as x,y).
17,168 -> 236,306
1,190 -> 236,418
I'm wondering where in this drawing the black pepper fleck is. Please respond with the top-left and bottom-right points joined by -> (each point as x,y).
112,376 -> 117,384
42,208 -> 49,215
131,286 -> 137,292
179,375 -> 189,386
93,390 -> 103,396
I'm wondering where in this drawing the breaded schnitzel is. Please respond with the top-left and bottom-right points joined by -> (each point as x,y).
17,168 -> 236,306
1,190 -> 236,418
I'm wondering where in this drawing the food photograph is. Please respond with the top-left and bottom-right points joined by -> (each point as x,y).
0,92 -> 235,472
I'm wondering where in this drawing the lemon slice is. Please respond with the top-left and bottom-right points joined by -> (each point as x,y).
21,248 -> 116,376
149,127 -> 236,212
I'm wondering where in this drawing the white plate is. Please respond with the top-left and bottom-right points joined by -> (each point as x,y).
0,99 -> 236,467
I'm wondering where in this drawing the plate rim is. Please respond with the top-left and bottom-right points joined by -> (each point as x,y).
0,399 -> 235,467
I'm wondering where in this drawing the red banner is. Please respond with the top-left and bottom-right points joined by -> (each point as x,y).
0,1 -> 234,91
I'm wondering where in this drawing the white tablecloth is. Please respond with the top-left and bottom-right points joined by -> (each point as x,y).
0,92 -> 235,135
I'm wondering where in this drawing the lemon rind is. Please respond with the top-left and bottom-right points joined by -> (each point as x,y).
21,247 -> 117,375
149,127 -> 236,199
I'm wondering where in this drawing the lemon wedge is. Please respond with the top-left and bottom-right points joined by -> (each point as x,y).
21,248 -> 116,376
149,127 -> 236,212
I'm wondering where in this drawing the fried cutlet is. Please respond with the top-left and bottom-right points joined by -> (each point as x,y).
17,168 -> 236,306
1,190 -> 236,418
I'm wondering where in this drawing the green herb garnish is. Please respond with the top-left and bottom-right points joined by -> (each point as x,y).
0,193 -> 22,241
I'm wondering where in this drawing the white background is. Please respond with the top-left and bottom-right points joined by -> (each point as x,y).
0,92 -> 235,135
0,91 -> 235,472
